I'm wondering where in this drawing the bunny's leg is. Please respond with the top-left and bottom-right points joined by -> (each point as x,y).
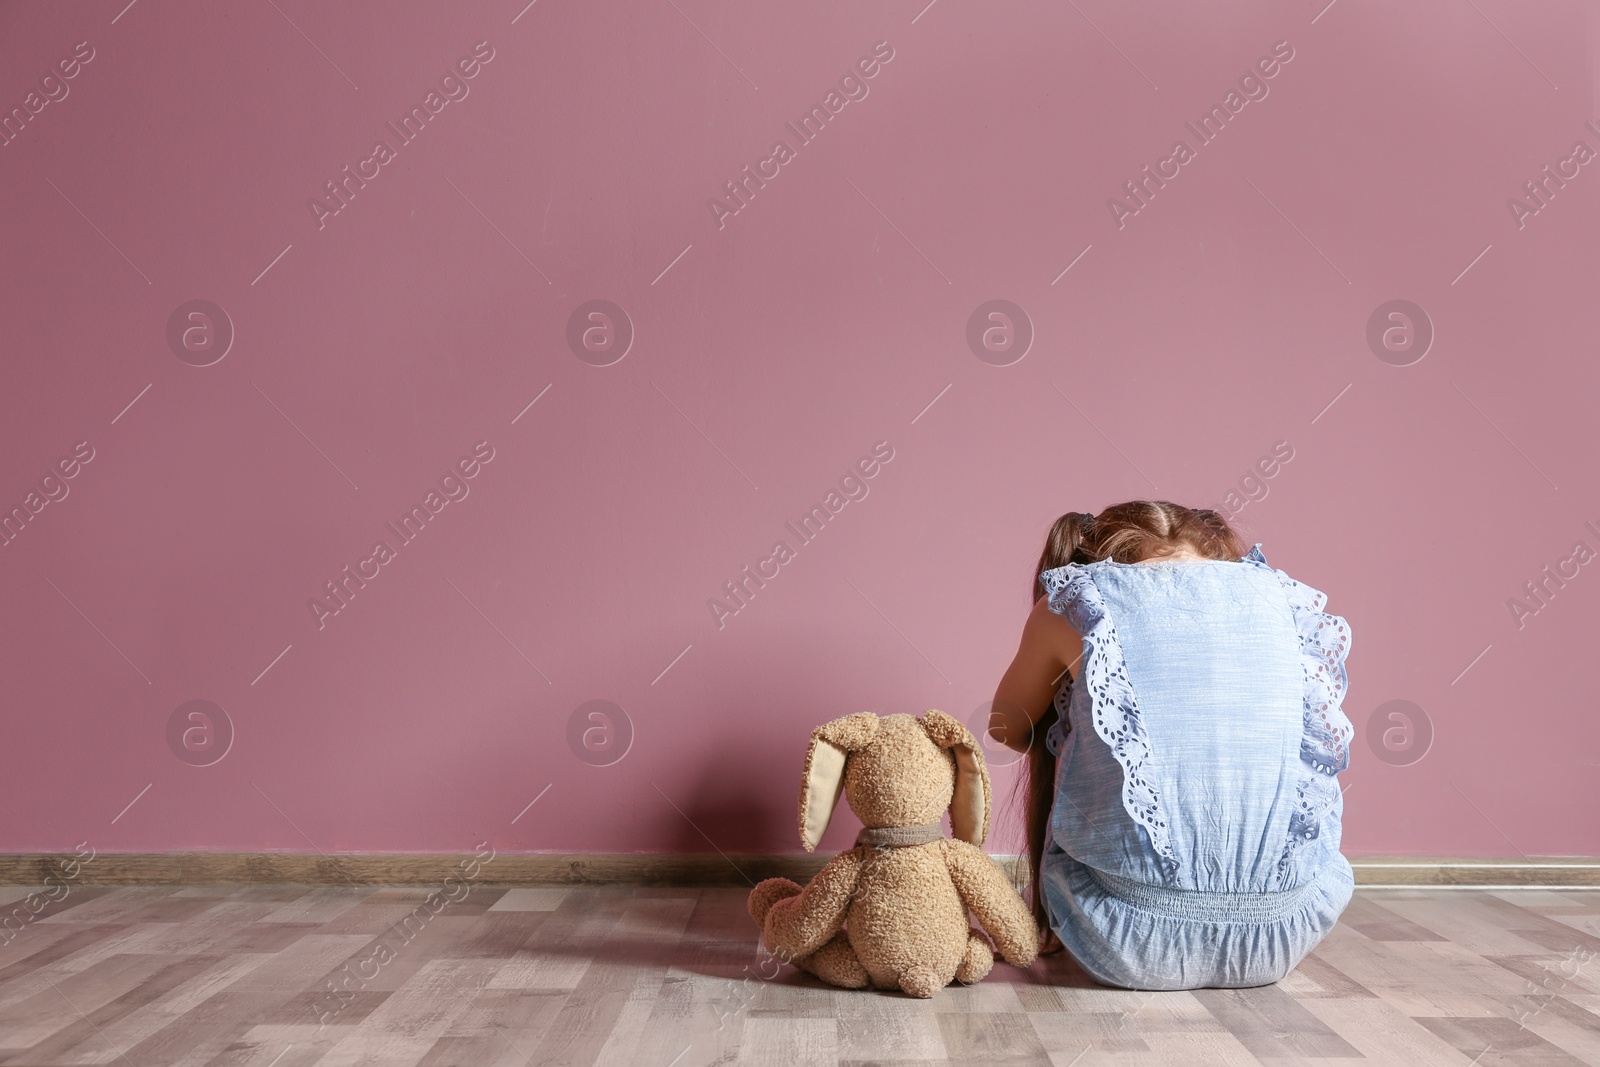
954,931 -> 995,984
897,963 -> 946,999
748,878 -> 802,926
796,930 -> 869,989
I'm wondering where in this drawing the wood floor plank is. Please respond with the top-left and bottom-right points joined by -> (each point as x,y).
1315,926 -> 1528,1016
116,987 -> 305,1067
11,887 -> 123,926
310,916 -> 487,997
223,934 -> 382,995
0,922 -> 135,1006
1339,893 -> 1449,942
684,888 -> 759,943
84,953 -> 282,1062
588,993 -> 663,1067
257,889 -> 371,927
485,888 -> 624,994
32,886 -> 192,927
596,901 -> 749,1067
311,1033 -> 436,1067
108,911 -> 317,959
5,886 -> 1600,1066
1190,985 -> 1361,1060
1516,914 -> 1600,954
266,988 -> 393,1031
200,1024 -> 343,1067
1414,1013 -> 1591,1065
1382,895 -> 1567,957
415,1033 -> 540,1067
1137,1030 -> 1263,1067
1,926 -> 155,997
1277,950 -> 1376,1000
834,993 -> 947,1061
936,1009 -> 1051,1066
1565,993 -> 1600,1015
1066,990 -> 1227,1051
518,891 -> 684,1067
1300,997 -> 1480,1065
615,1003 -> 733,1067
438,987 -> 566,1040
0,950 -> 180,1050
1453,893 -> 1600,955
1405,891 -> 1600,954
1508,991 -> 1600,1064
1029,1010 -> 1152,1057
22,953 -> 230,1065
434,912 -> 549,964
737,1016 -> 837,1067
1484,953 -> 1600,997
486,889 -> 570,913
317,957 -> 496,1054
939,974 -> 1031,1014
1487,889 -> 1600,913
1418,941 -> 1557,998
626,929 -> 751,1067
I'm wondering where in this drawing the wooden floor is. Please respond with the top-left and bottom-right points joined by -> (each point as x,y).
0,885 -> 1597,1066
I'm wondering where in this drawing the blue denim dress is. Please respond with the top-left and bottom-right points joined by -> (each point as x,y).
1037,546 -> 1354,990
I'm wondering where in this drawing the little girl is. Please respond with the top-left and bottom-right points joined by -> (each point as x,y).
987,500 -> 1354,989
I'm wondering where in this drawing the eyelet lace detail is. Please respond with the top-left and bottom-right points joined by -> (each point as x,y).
1242,544 -> 1354,889
1044,676 -> 1073,757
1040,564 -> 1181,880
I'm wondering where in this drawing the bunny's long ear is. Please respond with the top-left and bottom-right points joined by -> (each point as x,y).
798,712 -> 879,852
919,709 -> 992,846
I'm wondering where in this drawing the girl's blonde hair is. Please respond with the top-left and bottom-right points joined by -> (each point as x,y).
1021,500 -> 1245,929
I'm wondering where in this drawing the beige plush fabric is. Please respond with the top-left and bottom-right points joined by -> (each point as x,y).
748,711 -> 1039,997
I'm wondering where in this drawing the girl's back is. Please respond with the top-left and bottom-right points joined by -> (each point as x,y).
990,503 -> 1355,991
1044,551 -> 1341,894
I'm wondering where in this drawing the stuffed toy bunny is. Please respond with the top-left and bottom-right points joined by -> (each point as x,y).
747,709 -> 1039,998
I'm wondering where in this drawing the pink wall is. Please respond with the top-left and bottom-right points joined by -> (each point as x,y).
2,0 -> 1596,861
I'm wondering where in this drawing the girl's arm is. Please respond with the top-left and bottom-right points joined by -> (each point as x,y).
987,595 -> 1084,754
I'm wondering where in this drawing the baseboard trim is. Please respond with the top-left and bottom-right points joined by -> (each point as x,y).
2,853 -> 1596,888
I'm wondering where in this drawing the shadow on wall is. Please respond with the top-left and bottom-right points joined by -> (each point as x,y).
648,735 -> 792,856
640,633 -> 880,857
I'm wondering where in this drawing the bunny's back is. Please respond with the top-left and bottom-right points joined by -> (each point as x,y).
845,842 -> 968,988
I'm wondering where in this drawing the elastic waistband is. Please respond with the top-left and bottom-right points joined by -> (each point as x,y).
1088,867 -> 1316,923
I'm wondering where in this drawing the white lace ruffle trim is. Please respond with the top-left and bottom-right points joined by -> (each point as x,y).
1242,545 -> 1354,889
1040,564 -> 1182,879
